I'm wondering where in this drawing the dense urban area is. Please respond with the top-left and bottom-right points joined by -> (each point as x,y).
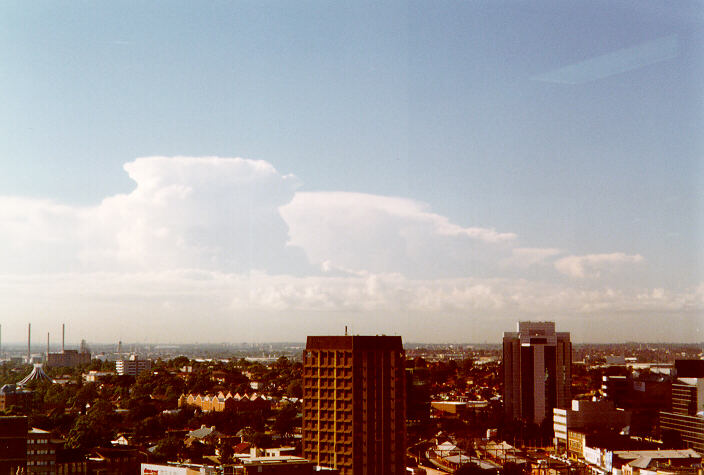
0,324 -> 703,474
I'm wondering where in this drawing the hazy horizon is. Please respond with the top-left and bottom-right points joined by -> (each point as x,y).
1,2 -> 702,343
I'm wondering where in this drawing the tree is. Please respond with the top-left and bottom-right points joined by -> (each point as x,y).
273,404 -> 298,439
218,440 -> 234,464
246,431 -> 272,449
44,384 -> 70,410
285,380 -> 302,399
170,355 -> 191,368
153,435 -> 184,462
67,400 -> 116,450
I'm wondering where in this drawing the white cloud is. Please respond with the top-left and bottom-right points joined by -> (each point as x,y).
503,247 -> 563,268
0,270 -> 700,342
279,191 -> 516,275
0,156 -> 303,273
554,252 -> 644,278
0,155 -> 697,342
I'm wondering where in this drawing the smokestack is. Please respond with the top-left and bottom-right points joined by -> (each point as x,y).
62,323 -> 65,352
47,332 -> 50,356
27,323 -> 31,363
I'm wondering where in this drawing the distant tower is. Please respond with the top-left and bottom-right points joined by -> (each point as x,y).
503,321 -> 571,425
62,323 -> 65,352
46,332 -> 50,357
27,323 -> 31,363
117,340 -> 122,354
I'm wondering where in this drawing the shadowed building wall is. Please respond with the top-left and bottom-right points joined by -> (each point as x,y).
302,335 -> 405,474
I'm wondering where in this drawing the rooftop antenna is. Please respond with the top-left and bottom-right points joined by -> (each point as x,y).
345,325 -> 348,336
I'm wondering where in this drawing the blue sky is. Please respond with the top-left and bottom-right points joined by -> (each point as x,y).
0,1 -> 702,344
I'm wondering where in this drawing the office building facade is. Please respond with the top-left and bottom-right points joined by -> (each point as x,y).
659,359 -> 704,454
503,321 -> 571,425
302,335 -> 405,474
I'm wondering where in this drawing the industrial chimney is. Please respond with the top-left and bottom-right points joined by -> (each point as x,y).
62,323 -> 65,352
27,323 -> 31,363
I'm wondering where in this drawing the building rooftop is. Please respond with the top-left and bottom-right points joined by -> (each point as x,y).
306,335 -> 403,351
614,449 -> 701,460
187,425 -> 219,439
17,364 -> 53,387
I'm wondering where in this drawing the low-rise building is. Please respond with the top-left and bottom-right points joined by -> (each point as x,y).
142,459 -> 338,474
0,416 -> 27,474
84,370 -> 114,383
614,449 -> 701,474
87,447 -> 143,474
0,384 -> 33,412
27,427 -> 57,474
46,350 -> 91,368
553,399 -> 631,451
178,392 -> 269,413
602,371 -> 672,435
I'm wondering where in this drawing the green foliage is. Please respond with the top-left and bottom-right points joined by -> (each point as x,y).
67,400 -> 117,450
0,363 -> 29,386
218,440 -> 234,464
153,435 -> 184,462
43,383 -> 71,409
245,431 -> 272,449
69,383 -> 99,412
273,404 -> 298,439
169,356 -> 191,369
187,372 -> 214,395
285,380 -> 302,399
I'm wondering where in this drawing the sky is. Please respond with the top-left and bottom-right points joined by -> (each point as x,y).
0,1 -> 702,344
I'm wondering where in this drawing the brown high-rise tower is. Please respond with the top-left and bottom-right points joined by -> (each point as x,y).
302,335 -> 405,474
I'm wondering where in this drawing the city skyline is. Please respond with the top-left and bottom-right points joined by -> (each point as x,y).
0,2 -> 702,343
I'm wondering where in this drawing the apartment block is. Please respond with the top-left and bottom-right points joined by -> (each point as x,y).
302,335 -> 405,474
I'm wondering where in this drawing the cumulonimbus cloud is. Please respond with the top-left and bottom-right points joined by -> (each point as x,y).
0,156 -> 304,273
279,191 -> 516,274
0,155 -> 694,342
554,252 -> 644,278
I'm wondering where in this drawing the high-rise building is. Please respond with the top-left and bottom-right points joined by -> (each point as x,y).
503,321 -> 571,425
659,359 -> 704,454
302,335 -> 405,474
